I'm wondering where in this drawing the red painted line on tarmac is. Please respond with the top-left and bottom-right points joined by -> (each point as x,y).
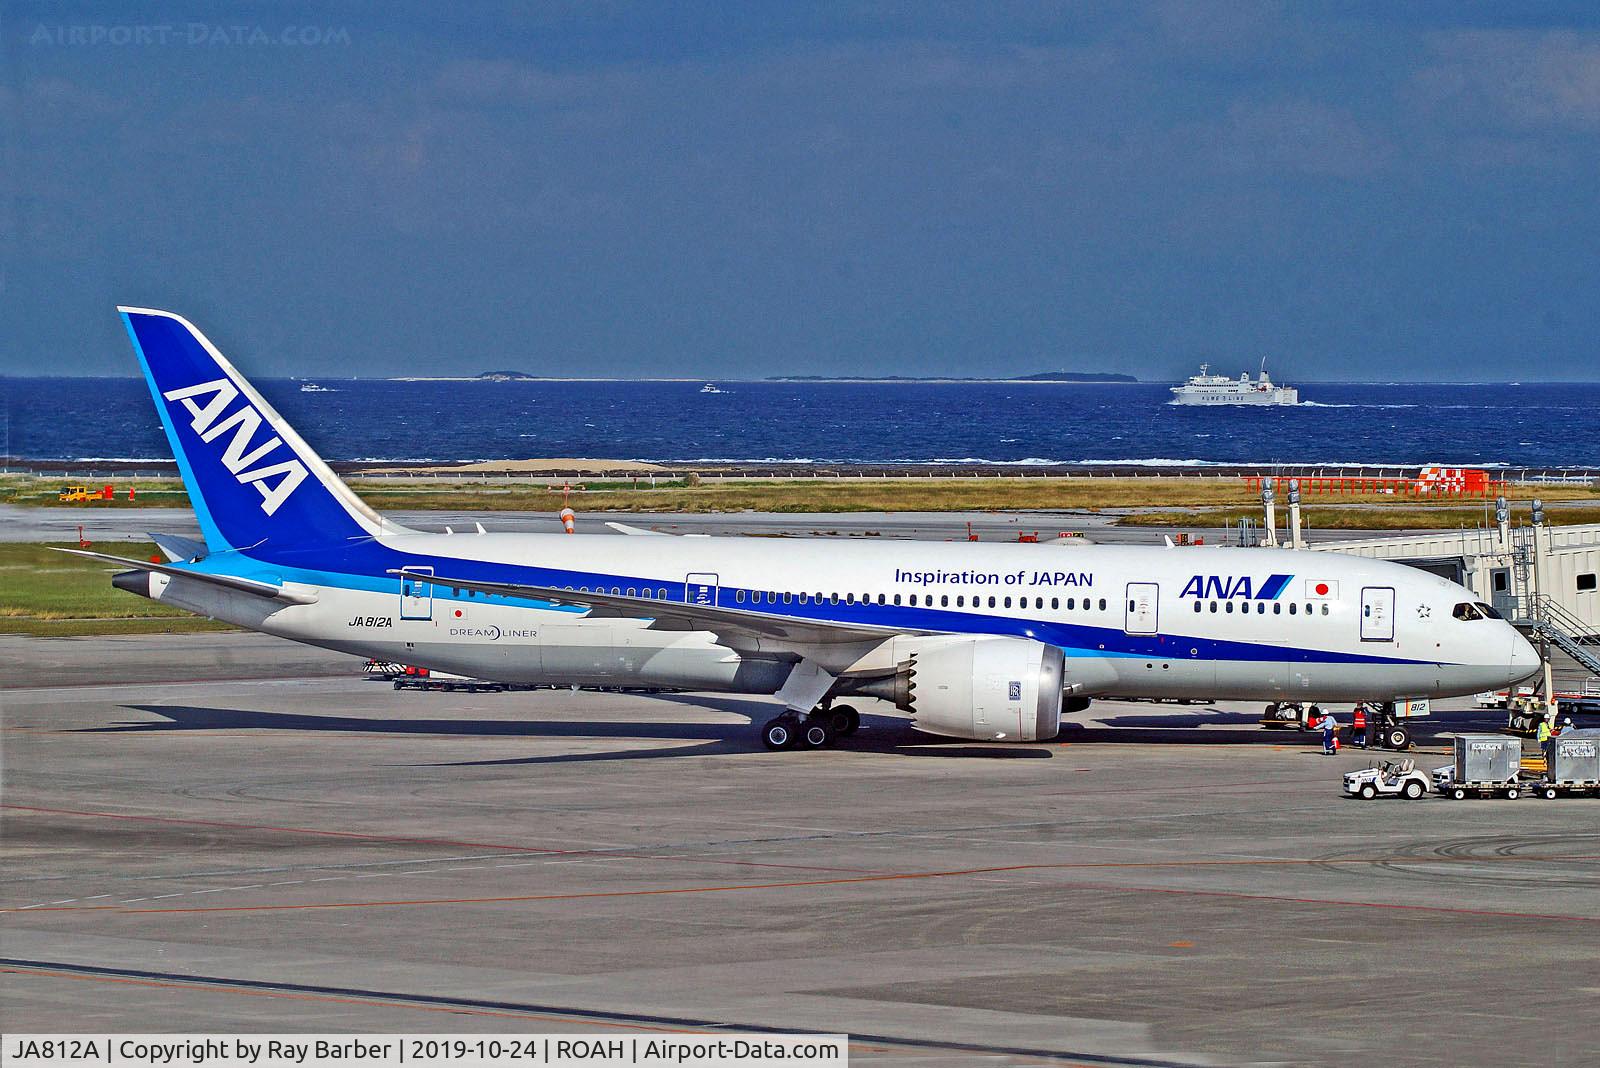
0,803 -> 881,876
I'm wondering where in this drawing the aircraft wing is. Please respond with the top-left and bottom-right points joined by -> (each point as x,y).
54,548 -> 318,605
394,567 -> 925,652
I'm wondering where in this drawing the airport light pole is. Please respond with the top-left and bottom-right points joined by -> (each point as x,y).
1530,499 -> 1555,716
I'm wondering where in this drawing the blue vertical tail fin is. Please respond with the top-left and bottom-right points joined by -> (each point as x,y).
119,307 -> 400,551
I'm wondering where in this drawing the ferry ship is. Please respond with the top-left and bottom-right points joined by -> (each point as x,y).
1169,361 -> 1299,406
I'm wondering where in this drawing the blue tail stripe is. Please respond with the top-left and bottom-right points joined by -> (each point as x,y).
122,312 -> 231,550
120,309 -> 372,552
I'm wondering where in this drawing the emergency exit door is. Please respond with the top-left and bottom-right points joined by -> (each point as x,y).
1125,582 -> 1159,635
685,573 -> 719,606
399,566 -> 433,620
1360,586 -> 1394,642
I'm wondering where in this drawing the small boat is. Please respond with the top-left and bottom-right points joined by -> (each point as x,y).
299,382 -> 335,393
699,383 -> 726,394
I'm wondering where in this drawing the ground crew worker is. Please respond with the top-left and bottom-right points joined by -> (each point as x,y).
1351,704 -> 1368,748
1320,710 -> 1339,755
1538,714 -> 1555,765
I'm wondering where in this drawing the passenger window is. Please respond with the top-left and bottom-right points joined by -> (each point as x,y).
830,593 -> 839,604
845,593 -> 854,605
1129,599 -> 1136,612
1003,596 -> 1012,609
1209,601 -> 1218,613
1321,604 -> 1329,615
1273,603 -> 1281,615
658,588 -> 667,599
988,596 -> 997,608
1051,597 -> 1059,610
878,593 -> 886,605
1067,598 -> 1076,610
628,588 -> 636,597
1225,601 -> 1234,614
1289,603 -> 1297,615
941,595 -> 949,607
1099,598 -> 1107,610
893,594 -> 902,605
736,590 -> 745,603
911,594 -> 919,606
1194,601 -> 1202,613
784,592 -> 793,604
1452,602 -> 1482,621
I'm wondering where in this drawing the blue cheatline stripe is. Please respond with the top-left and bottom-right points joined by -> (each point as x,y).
1257,573 -> 1293,600
164,536 -> 1440,669
122,312 -> 230,551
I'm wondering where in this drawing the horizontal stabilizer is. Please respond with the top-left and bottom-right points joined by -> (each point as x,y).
54,547 -> 317,605
603,522 -> 672,536
150,532 -> 210,563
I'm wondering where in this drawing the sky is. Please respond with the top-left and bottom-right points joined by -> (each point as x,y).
4,1 -> 1600,381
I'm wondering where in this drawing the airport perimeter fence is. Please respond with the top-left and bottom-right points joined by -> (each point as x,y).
5,461 -> 1600,492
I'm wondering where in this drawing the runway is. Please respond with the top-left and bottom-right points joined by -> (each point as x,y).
1,502 -> 1361,547
4,633 -> 1598,1065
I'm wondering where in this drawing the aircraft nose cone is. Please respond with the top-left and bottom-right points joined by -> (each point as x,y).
1508,628 -> 1541,683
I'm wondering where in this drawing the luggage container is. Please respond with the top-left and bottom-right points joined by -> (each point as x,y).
1435,735 -> 1524,799
1537,729 -> 1600,798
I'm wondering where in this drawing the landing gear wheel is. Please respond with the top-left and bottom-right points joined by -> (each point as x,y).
1385,727 -> 1410,751
1403,781 -> 1424,800
1359,784 -> 1377,800
761,718 -> 798,750
801,720 -> 834,749
825,705 -> 860,736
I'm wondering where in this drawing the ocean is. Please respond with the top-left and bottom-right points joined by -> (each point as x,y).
2,377 -> 1596,469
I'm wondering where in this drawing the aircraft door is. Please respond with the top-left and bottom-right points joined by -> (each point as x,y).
685,573 -> 720,606
399,566 -> 434,620
1125,582 -> 1159,635
1360,586 -> 1395,642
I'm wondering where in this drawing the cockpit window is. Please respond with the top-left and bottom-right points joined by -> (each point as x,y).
1452,602 -> 1483,621
1475,602 -> 1503,620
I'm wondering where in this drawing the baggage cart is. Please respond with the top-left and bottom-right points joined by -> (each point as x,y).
1433,735 -> 1524,799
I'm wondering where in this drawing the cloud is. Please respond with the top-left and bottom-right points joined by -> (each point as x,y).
1414,29 -> 1600,131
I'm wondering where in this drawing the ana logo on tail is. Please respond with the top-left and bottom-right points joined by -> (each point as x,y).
162,378 -> 308,515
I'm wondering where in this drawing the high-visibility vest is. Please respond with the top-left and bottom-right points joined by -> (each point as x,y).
1537,722 -> 1552,743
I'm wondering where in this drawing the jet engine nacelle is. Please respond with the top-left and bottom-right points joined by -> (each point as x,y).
853,635 -> 1064,741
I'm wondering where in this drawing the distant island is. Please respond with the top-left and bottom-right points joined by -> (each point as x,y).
770,371 -> 1138,383
476,370 -> 540,381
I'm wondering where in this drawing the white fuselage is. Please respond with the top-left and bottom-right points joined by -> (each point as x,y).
144,534 -> 1538,705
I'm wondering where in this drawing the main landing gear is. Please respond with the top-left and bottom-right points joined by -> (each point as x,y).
761,703 -> 861,750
